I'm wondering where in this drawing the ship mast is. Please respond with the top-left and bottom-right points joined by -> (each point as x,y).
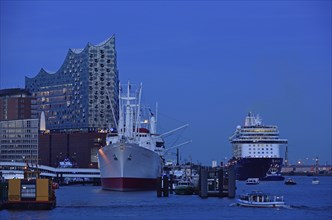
125,82 -> 132,138
118,83 -> 124,136
134,83 -> 142,139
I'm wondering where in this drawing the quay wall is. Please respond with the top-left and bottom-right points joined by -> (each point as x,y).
281,165 -> 332,176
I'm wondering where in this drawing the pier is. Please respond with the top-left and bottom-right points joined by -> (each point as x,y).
198,165 -> 236,198
281,165 -> 332,176
157,164 -> 236,198
0,162 -> 100,186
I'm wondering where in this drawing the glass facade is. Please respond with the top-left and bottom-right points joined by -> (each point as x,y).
25,36 -> 119,132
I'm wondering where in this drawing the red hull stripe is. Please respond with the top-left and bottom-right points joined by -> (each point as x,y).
101,177 -> 157,191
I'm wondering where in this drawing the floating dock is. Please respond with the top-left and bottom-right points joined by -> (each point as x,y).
157,164 -> 236,198
0,170 -> 56,210
198,165 -> 236,198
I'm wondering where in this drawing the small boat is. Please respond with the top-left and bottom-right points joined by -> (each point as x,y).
237,191 -> 285,208
261,171 -> 285,181
284,178 -> 296,185
246,178 -> 259,185
174,177 -> 195,195
312,177 -> 320,184
52,182 -> 60,189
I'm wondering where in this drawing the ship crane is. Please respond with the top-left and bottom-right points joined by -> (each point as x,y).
164,140 -> 192,154
160,124 -> 189,138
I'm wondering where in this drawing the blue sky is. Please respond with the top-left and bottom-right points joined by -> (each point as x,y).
1,1 -> 331,166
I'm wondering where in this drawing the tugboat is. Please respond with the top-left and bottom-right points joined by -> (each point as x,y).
237,191 -> 285,208
261,167 -> 285,181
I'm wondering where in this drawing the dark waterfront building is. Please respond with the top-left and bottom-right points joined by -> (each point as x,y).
25,36 -> 119,132
38,132 -> 106,168
0,88 -> 36,121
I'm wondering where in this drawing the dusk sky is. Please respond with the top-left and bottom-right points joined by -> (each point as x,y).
1,1 -> 331,166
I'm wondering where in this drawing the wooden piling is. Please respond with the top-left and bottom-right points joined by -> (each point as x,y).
157,177 -> 162,197
227,166 -> 236,198
162,176 -> 169,197
169,174 -> 174,194
217,168 -> 223,197
199,168 -> 208,198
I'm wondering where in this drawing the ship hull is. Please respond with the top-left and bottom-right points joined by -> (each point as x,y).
234,157 -> 283,181
98,143 -> 162,191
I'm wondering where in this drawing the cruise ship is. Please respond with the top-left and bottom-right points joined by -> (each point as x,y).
229,113 -> 288,180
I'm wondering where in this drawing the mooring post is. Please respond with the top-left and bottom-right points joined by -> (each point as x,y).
227,166 -> 236,198
157,177 -> 162,197
169,174 -> 174,194
217,168 -> 223,197
199,167 -> 208,198
163,175 -> 169,197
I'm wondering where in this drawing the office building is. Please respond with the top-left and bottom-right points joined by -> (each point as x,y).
0,119 -> 39,164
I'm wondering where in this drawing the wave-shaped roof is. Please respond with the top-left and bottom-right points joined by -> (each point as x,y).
25,35 -> 115,80
70,35 -> 115,54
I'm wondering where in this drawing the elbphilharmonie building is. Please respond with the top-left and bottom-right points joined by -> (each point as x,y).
25,36 -> 119,132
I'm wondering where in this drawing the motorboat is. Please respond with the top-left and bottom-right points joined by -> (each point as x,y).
284,178 -> 296,185
246,178 -> 259,185
174,177 -> 195,195
312,177 -> 320,184
237,191 -> 285,208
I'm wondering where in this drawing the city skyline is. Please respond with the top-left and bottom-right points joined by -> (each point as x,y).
0,1 -> 331,165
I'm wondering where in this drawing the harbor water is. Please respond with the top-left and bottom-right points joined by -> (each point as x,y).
1,176 -> 331,220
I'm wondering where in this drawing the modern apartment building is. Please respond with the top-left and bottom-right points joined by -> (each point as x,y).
25,36 -> 119,132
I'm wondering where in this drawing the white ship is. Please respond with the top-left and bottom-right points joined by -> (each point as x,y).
97,82 -> 165,191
